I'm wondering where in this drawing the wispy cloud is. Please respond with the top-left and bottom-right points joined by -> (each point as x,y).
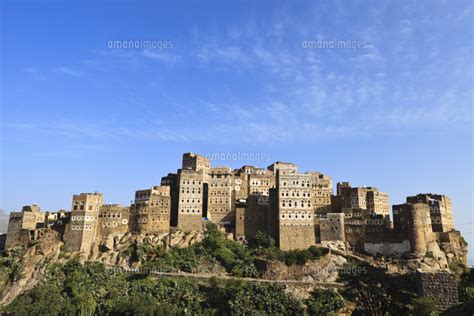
9,1 -> 472,146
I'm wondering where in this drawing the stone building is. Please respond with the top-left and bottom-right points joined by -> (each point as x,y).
174,153 -> 212,232
267,161 -> 297,175
96,204 -> 130,250
307,172 -> 332,215
98,204 -> 130,236
161,173 -> 179,226
319,213 -> 345,242
275,172 -> 315,250
5,205 -> 44,249
367,190 -> 389,217
344,210 -> 389,245
334,182 -> 389,218
393,202 -> 434,254
207,167 -> 234,225
248,171 -> 275,197
131,186 -> 170,234
182,152 -> 211,173
2,152 -> 466,262
236,191 -> 270,239
406,194 -> 453,232
177,169 -> 205,232
232,168 -> 249,202
63,192 -> 104,254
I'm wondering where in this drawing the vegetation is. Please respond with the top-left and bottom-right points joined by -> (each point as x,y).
409,297 -> 440,316
0,247 -> 25,289
248,230 -> 328,265
5,227 -> 466,315
4,258 -> 321,315
138,224 -> 258,277
135,225 -> 328,278
338,261 -> 417,315
306,288 -> 344,315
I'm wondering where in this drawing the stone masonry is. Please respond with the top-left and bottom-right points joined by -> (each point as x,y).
416,271 -> 458,311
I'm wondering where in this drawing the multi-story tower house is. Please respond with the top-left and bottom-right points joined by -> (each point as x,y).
207,167 -> 234,225
131,186 -> 170,234
161,173 -> 179,226
182,152 -> 211,173
240,165 -> 267,175
177,169 -> 205,232
176,153 -> 210,232
319,213 -> 345,242
248,171 -> 275,197
235,166 -> 276,239
5,204 -> 44,249
267,161 -> 297,175
64,192 -> 104,253
276,172 -> 315,250
307,172 -> 333,215
98,204 -> 130,236
393,202 -> 434,255
406,194 -> 453,232
367,190 -> 390,218
232,168 -> 249,203
334,182 -> 389,219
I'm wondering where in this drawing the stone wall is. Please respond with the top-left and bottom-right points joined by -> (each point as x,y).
416,271 -> 458,311
235,197 -> 268,239
320,213 -> 345,242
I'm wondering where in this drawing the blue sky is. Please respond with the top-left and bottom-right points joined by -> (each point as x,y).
1,0 -> 473,262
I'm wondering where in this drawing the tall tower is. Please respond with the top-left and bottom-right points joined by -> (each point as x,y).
406,194 -> 453,232
276,171 -> 315,250
64,192 -> 104,254
207,167 -> 234,225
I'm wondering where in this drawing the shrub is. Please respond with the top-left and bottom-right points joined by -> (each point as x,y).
214,247 -> 237,269
227,282 -> 304,315
306,288 -> 344,315
409,297 -> 440,316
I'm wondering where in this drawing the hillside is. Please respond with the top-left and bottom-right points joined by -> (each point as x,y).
0,224 -> 472,315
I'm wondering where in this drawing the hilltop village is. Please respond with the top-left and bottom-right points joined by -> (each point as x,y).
1,152 -> 467,263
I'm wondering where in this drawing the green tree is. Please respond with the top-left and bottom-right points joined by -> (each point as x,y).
7,282 -> 75,316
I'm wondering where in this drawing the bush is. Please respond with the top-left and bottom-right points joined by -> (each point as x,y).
283,247 -> 328,266
306,288 -> 344,315
459,268 -> 474,302
409,297 -> 439,316
227,281 -> 304,315
214,247 -> 237,269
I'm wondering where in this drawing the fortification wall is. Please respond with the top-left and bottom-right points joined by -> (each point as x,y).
416,271 -> 458,311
